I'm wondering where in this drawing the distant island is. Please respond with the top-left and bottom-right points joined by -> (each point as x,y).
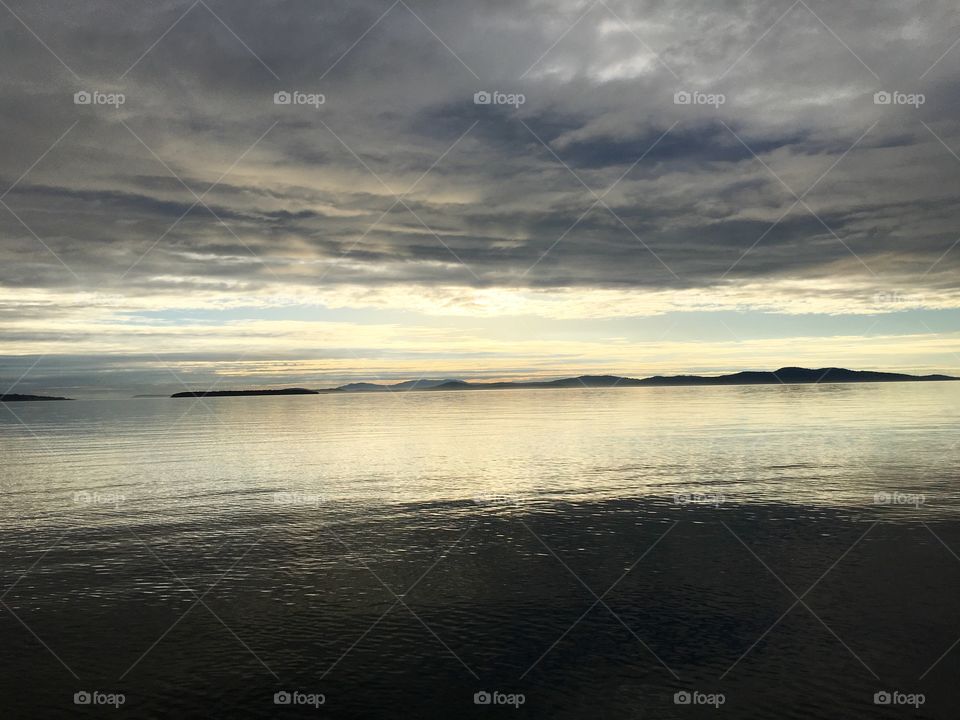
169,367 -> 958,397
171,388 -> 320,398
0,394 -> 71,402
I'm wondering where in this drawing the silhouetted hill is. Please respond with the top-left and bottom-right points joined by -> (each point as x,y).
430,376 -> 644,390
638,367 -> 957,386
337,379 -> 456,392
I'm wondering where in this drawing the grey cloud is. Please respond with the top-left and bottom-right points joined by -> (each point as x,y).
0,0 -> 959,302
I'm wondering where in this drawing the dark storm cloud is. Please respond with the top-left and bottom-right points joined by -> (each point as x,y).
1,0 -> 960,302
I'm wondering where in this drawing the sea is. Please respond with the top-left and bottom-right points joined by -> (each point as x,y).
1,382 -> 959,718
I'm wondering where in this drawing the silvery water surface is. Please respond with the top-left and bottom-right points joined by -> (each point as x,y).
2,382 -> 960,718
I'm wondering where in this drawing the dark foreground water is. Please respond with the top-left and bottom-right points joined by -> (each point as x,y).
1,383 -> 959,718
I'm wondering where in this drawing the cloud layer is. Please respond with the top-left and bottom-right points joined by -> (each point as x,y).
2,0 -> 960,392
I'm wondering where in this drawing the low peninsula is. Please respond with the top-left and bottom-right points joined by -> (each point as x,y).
171,388 -> 320,398
0,394 -> 72,401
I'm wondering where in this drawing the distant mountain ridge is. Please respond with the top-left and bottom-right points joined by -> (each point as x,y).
422,367 -> 958,390
336,379 -> 458,392
167,367 -> 959,397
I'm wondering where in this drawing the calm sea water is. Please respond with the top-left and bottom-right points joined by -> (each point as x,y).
2,384 -> 960,718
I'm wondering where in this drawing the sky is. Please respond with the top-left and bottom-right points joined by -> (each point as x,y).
1,0 -> 960,396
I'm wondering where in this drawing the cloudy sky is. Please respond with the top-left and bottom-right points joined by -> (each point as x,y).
2,0 -> 960,396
